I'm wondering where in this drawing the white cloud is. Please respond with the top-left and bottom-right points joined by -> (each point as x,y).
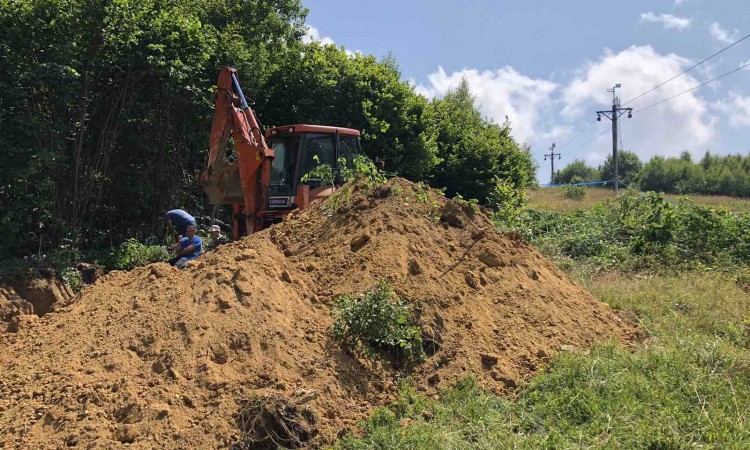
709,22 -> 738,44
639,12 -> 691,31
303,26 -> 335,46
714,92 -> 750,128
674,0 -> 687,5
415,66 -> 557,143
562,45 -> 716,164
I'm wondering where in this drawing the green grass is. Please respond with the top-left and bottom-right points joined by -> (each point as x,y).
335,273 -> 750,450
528,187 -> 750,213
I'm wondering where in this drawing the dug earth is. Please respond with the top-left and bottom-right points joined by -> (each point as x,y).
0,178 -> 635,449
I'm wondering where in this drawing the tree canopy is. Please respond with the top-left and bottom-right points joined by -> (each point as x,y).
0,0 -> 537,260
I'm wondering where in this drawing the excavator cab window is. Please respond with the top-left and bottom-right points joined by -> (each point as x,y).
299,133 -> 336,188
269,135 -> 299,196
338,135 -> 359,168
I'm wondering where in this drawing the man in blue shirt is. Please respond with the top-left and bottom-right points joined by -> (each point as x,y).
164,209 -> 197,236
169,225 -> 202,269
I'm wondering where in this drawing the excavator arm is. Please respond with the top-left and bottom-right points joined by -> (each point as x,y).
203,67 -> 274,235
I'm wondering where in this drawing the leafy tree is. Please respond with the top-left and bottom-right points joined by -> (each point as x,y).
553,159 -> 599,185
0,0 -> 540,263
255,43 -> 438,180
599,150 -> 642,188
639,151 -> 750,197
0,0 -> 307,258
428,79 -> 537,207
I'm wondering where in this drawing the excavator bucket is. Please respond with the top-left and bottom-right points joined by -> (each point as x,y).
203,163 -> 244,205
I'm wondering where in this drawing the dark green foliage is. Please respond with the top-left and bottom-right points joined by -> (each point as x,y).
105,238 -> 169,270
428,79 -> 537,207
257,45 -> 439,181
553,159 -> 600,184
640,151 -> 750,197
0,0 -> 307,258
0,0 -> 536,265
500,191 -> 750,271
332,281 -> 424,364
599,150 -> 642,188
554,151 -> 750,197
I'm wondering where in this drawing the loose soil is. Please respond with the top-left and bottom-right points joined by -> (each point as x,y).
0,179 -> 635,449
0,278 -> 74,322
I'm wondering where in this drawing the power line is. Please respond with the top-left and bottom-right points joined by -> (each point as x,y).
569,127 -> 610,154
623,31 -> 750,106
636,60 -> 750,113
543,143 -> 561,184
556,121 -> 594,150
556,31 -> 749,153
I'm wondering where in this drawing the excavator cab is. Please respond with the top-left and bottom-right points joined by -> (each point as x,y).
265,125 -> 362,212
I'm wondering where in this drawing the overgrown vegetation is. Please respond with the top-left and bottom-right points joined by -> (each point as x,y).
332,281 -> 424,364
104,238 -> 170,271
337,272 -> 750,449
561,177 -> 587,200
334,189 -> 750,448
553,150 -> 642,188
499,191 -> 750,272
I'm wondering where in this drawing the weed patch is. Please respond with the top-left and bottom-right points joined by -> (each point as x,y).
332,280 -> 424,365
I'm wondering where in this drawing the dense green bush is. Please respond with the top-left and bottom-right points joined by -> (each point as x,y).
499,191 -> 750,271
332,280 -> 424,364
561,177 -> 587,200
552,159 -> 600,185
105,238 -> 169,271
428,79 -> 537,208
0,1 -> 536,261
553,151 -> 750,197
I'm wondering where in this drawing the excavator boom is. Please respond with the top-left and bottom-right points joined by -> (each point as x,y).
203,67 -> 274,235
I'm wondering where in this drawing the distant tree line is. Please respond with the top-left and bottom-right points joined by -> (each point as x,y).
553,150 -> 750,198
0,0 -> 536,259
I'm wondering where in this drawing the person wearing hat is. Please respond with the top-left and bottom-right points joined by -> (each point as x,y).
206,224 -> 230,250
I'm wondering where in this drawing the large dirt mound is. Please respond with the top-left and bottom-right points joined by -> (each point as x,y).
0,179 -> 634,449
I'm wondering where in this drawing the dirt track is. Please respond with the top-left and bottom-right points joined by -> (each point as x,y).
0,178 -> 635,448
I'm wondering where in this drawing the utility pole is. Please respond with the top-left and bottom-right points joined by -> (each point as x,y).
543,143 -> 561,184
597,84 -> 632,193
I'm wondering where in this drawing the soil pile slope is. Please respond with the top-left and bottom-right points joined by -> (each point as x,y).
0,179 -> 634,449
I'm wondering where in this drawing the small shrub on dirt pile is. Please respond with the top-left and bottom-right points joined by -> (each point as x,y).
106,238 -> 169,270
332,281 -> 424,364
60,267 -> 83,293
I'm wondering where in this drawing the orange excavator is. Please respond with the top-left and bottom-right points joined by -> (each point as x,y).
201,67 -> 362,238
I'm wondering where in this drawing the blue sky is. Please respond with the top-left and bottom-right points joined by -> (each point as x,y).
302,0 -> 749,182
